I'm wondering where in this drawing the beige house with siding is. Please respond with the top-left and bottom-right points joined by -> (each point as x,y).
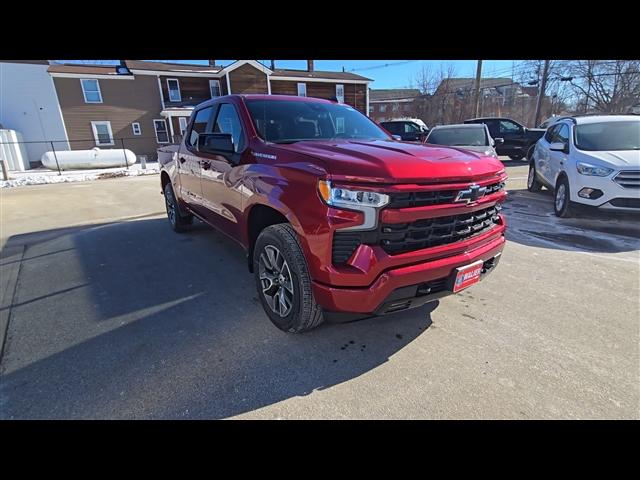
48,60 -> 372,161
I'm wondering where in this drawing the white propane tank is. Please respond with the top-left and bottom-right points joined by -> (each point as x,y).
40,147 -> 137,170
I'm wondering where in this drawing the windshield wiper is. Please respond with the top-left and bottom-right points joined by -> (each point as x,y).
271,140 -> 300,144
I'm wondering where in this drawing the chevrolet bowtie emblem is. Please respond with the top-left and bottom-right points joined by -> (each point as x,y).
455,184 -> 487,203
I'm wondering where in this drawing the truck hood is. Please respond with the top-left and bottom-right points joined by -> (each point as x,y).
275,139 -> 505,184
582,150 -> 640,167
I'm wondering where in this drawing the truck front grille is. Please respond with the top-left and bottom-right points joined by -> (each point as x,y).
387,181 -> 505,208
379,204 -> 502,255
614,171 -> 640,189
332,204 -> 502,264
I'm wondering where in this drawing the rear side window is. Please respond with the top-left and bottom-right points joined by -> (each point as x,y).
188,106 -> 215,147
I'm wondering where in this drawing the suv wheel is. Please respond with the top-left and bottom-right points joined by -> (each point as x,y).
254,224 -> 324,333
554,176 -> 574,218
509,154 -> 523,161
164,182 -> 193,232
527,160 -> 543,192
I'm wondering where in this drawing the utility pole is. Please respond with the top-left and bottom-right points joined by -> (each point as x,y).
534,60 -> 550,126
473,60 -> 483,117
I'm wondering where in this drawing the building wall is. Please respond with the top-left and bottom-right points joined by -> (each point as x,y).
228,64 -> 269,94
159,75 -> 224,107
53,75 -> 164,159
370,100 -> 416,122
0,62 -> 70,165
270,80 -> 367,114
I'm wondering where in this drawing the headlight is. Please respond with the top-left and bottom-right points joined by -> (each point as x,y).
484,149 -> 498,158
576,162 -> 614,177
318,180 -> 389,208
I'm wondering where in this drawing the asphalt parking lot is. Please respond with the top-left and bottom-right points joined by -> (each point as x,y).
1,161 -> 639,419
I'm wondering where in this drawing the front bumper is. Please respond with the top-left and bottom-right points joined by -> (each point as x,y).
312,231 -> 505,315
569,169 -> 640,212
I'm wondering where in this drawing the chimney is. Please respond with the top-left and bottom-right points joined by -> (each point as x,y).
208,60 -> 216,67
270,60 -> 275,70
307,60 -> 314,72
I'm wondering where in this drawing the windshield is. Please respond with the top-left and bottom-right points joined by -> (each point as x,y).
426,127 -> 488,146
245,99 -> 391,143
574,121 -> 640,151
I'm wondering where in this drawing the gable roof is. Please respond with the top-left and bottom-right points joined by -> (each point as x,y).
125,60 -> 222,74
48,64 -> 123,75
272,69 -> 371,82
370,89 -> 421,101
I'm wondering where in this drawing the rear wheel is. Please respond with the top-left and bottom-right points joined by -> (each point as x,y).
527,160 -> 543,192
554,175 -> 574,218
509,154 -> 524,161
254,224 -> 324,333
164,182 -> 193,232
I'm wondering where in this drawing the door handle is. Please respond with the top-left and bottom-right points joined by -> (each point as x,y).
179,157 -> 186,164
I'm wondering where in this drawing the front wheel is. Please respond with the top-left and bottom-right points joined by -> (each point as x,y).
254,224 -> 324,333
164,182 -> 193,232
554,176 -> 574,218
508,154 -> 523,161
527,160 -> 543,192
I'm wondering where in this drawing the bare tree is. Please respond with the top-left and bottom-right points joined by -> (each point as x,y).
564,60 -> 640,113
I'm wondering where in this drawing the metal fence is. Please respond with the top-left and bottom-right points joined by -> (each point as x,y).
0,136 -> 180,177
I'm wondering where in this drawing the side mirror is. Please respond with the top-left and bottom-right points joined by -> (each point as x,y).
494,137 -> 504,145
198,133 -> 235,154
549,142 -> 568,153
392,134 -> 402,141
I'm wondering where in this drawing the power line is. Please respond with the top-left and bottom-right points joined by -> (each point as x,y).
349,60 -> 420,72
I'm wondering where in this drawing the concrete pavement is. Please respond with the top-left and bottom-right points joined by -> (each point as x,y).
0,165 -> 638,419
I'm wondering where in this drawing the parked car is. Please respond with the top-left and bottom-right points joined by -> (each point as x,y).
158,95 -> 507,333
464,117 -> 545,161
527,115 -> 640,217
424,123 -> 502,158
380,118 -> 429,142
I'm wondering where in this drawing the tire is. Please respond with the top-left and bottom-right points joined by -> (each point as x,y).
526,145 -> 536,161
554,175 -> 574,218
253,224 -> 324,333
527,160 -> 543,192
164,182 -> 193,232
509,154 -> 523,161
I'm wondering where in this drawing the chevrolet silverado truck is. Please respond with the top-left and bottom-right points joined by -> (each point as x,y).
158,95 -> 507,333
464,117 -> 546,161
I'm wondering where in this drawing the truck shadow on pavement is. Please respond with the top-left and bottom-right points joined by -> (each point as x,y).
0,218 -> 434,419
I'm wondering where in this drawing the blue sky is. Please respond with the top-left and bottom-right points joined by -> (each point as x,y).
60,60 -> 527,89
179,60 -> 522,89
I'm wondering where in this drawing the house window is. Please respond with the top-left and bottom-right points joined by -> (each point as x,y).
392,103 -> 399,112
81,79 -> 102,103
91,121 -> 114,146
132,122 -> 141,136
379,104 -> 387,113
369,105 -> 375,115
167,79 -> 181,102
179,117 -> 188,137
154,119 -> 170,144
297,83 -> 307,97
336,84 -> 344,103
210,80 -> 222,98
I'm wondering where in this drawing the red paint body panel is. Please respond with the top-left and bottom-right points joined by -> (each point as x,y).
312,234 -> 505,313
158,94 -> 508,315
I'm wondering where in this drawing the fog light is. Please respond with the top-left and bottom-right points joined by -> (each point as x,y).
578,188 -> 603,199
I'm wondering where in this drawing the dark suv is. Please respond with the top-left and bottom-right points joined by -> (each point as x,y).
380,119 -> 429,142
464,117 -> 545,160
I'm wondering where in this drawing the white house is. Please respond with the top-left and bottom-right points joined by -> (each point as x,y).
0,60 -> 70,167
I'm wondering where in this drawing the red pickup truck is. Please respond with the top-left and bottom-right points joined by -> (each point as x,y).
158,95 -> 507,333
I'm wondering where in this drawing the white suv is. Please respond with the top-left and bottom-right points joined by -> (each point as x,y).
527,115 -> 640,217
